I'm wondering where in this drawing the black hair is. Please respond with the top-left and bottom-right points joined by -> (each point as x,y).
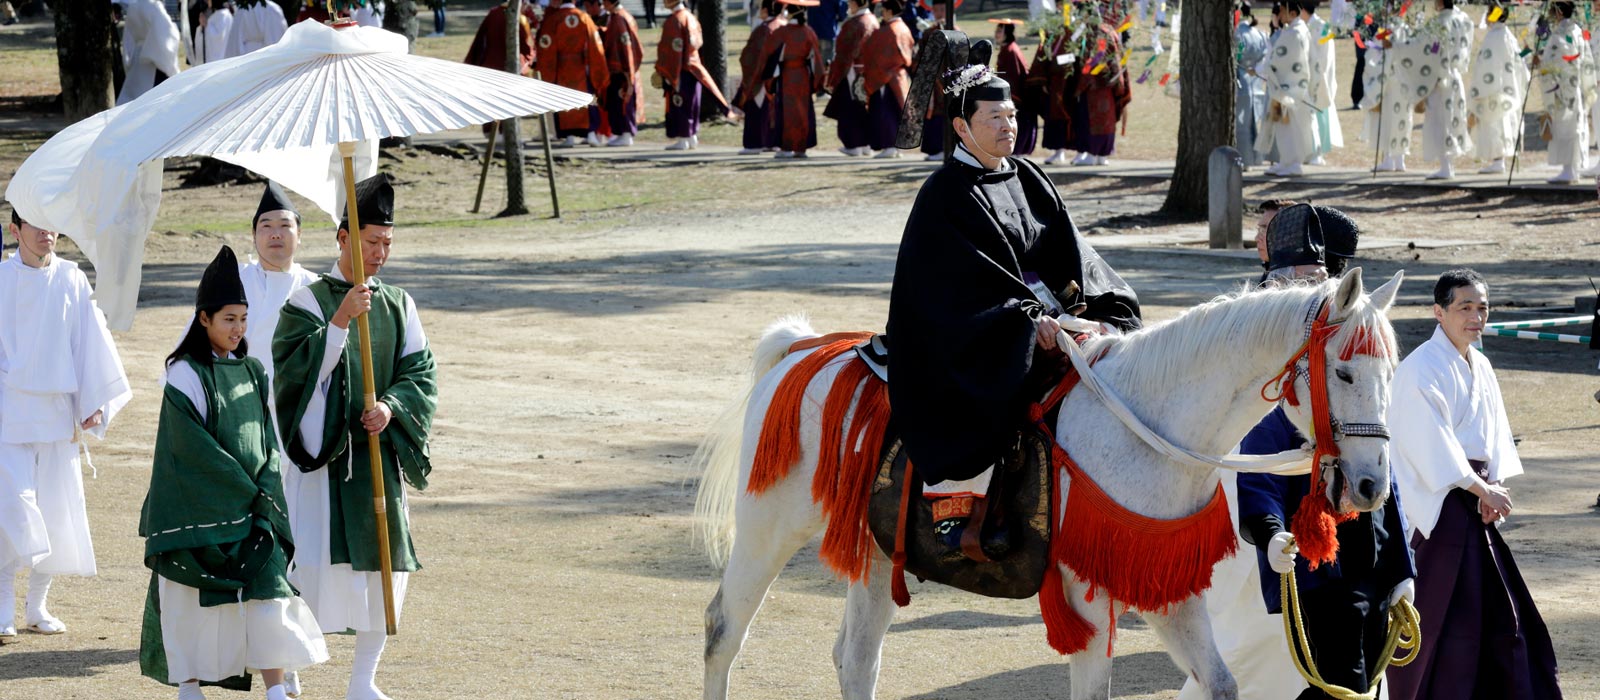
9,207 -> 19,226
998,22 -> 1016,43
791,6 -> 807,23
1259,198 -> 1297,213
1554,0 -> 1575,18
1486,2 -> 1506,22
1433,268 -> 1487,307
1437,0 -> 1453,8
164,306 -> 249,369
881,0 -> 904,14
762,0 -> 777,12
255,210 -> 302,229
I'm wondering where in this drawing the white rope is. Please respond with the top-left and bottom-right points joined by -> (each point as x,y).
1056,328 -> 1315,476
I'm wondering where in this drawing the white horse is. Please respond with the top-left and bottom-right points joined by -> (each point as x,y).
694,269 -> 1404,700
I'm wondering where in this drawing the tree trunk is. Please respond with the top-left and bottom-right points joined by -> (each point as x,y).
1160,0 -> 1234,218
381,0 -> 419,50
52,1 -> 117,123
501,0 -> 529,216
698,0 -> 726,121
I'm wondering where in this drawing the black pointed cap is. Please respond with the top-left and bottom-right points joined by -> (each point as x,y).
254,181 -> 299,227
1311,205 -> 1358,261
196,245 -> 248,310
1265,203 -> 1326,270
338,173 -> 395,231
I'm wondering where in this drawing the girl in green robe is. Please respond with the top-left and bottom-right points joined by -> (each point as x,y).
139,246 -> 327,700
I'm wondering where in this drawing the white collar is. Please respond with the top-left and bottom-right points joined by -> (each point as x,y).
952,143 -> 1011,172
672,4 -> 687,12
1425,325 -> 1475,367
852,7 -> 872,17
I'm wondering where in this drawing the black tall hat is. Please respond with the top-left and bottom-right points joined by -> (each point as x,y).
254,181 -> 299,227
338,173 -> 395,231
1265,203 -> 1326,270
1312,205 -> 1359,261
196,245 -> 248,310
942,42 -> 1011,117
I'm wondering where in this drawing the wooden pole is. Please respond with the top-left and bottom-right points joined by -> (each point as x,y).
338,141 -> 398,637
539,112 -> 562,218
472,120 -> 501,213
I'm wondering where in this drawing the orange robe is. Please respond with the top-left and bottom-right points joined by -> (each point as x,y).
602,7 -> 644,123
861,15 -> 913,108
827,10 -> 879,92
736,17 -> 782,109
760,22 -> 824,152
536,4 -> 609,133
656,7 -> 729,111
464,3 -> 537,77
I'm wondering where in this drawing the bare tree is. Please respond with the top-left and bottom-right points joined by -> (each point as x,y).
1160,0 -> 1234,218
698,0 -> 727,120
501,0 -> 529,216
52,1 -> 117,122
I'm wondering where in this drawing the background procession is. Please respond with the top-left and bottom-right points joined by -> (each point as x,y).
1,0 -> 1598,699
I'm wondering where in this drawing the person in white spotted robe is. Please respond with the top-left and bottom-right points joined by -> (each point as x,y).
1304,3 -> 1343,165
1257,0 -> 1317,177
1417,0 -> 1475,179
1467,9 -> 1527,174
1537,2 -> 1597,183
1373,19 -> 1434,172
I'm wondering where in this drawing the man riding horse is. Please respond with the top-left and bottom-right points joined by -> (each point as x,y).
884,49 -> 1142,553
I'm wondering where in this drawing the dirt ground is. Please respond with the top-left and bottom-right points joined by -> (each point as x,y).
0,140 -> 1595,699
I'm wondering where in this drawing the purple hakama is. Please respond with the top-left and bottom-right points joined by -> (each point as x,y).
824,86 -> 871,150
604,82 -> 638,136
666,70 -> 702,139
1041,118 -> 1070,150
867,88 -> 901,151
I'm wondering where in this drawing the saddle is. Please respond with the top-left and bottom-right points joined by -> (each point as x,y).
866,427 -> 1056,600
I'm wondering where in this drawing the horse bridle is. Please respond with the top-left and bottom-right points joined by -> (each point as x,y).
1263,297 -> 1392,470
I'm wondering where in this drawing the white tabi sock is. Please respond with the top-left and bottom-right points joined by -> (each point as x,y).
178,681 -> 207,700
348,630 -> 392,700
265,684 -> 289,700
24,571 -> 62,632
0,560 -> 16,635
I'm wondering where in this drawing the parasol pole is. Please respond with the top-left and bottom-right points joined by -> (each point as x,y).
472,120 -> 502,213
338,140 -> 399,637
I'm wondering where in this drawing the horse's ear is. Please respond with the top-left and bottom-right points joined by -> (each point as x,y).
1329,267 -> 1364,321
1368,270 -> 1404,314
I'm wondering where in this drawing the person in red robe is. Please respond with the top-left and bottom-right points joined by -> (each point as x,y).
1069,22 -> 1130,165
1036,29 -> 1072,164
537,0 -> 610,146
990,18 -> 1035,157
822,0 -> 878,156
861,0 -> 913,158
464,1 -> 538,136
735,0 -> 783,154
761,0 -> 825,158
600,0 -> 643,146
656,0 -> 730,150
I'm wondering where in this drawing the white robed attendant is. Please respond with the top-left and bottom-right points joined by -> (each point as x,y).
1175,472 -> 1308,700
226,0 -> 289,58
188,5 -> 235,65
1236,20 -> 1271,168
1258,11 -> 1316,176
1467,20 -> 1527,173
1389,325 -> 1521,540
1306,11 -> 1344,164
1419,3 -> 1474,179
114,0 -> 182,105
1373,22 -> 1435,172
1539,12 -> 1596,183
0,251 -> 132,635
1358,41 -> 1386,145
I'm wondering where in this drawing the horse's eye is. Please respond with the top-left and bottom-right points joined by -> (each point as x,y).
1335,368 -> 1354,384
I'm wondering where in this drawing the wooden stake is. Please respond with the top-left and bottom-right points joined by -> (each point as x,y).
472,120 -> 501,213
338,141 -> 398,637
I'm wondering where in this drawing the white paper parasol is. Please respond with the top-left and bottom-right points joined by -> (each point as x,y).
5,19 -> 593,331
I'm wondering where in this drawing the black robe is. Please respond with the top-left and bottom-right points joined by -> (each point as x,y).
885,152 -> 1141,485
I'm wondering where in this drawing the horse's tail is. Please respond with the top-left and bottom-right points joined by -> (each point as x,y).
693,315 -> 817,569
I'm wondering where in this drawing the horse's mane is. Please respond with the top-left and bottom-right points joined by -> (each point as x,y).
1084,279 -> 1397,390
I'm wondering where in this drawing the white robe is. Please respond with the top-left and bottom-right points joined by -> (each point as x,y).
1420,7 -> 1474,162
0,257 -> 132,576
1389,326 -> 1523,540
1176,471 -> 1307,700
240,261 -> 320,389
1257,18 -> 1317,164
1307,14 -> 1344,153
190,8 -> 235,65
1469,25 -> 1528,161
1376,23 -> 1436,160
1358,43 -> 1386,144
225,1 -> 289,59
282,265 -> 426,634
157,359 -> 329,683
115,0 -> 182,105
1540,18 -> 1596,169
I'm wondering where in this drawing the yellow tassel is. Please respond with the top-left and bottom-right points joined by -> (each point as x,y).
1091,63 -> 1106,75
1489,5 -> 1503,21
1116,18 -> 1132,32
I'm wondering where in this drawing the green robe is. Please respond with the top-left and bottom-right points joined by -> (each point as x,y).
273,274 -> 437,573
138,356 -> 294,688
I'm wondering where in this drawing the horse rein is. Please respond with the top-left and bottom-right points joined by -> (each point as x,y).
1261,297 -> 1392,458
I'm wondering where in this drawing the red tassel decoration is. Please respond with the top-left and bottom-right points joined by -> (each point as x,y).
748,334 -> 871,495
